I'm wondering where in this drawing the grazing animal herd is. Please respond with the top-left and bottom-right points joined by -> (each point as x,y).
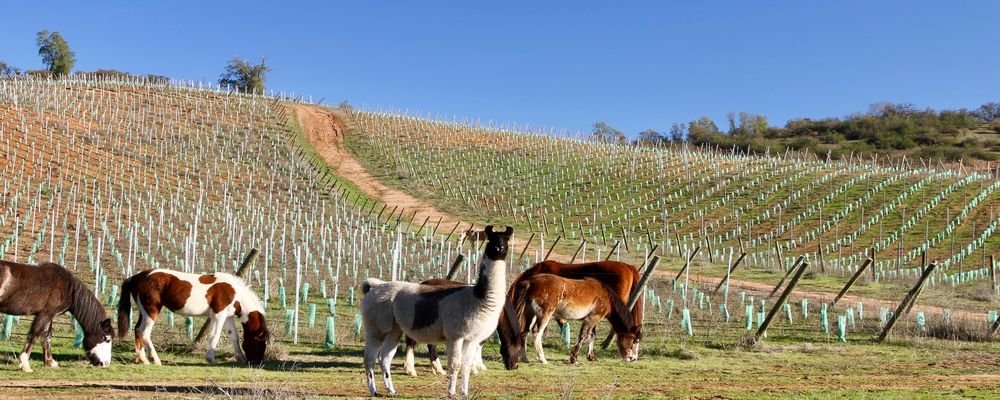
0,226 -> 645,397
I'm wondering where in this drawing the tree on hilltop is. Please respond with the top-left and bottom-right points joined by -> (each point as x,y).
591,121 -> 627,144
219,57 -> 270,94
0,61 -> 22,76
36,30 -> 76,76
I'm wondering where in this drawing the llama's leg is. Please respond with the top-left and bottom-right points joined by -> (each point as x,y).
363,332 -> 381,396
460,340 -> 476,396
402,336 -> 417,376
377,332 -> 401,395
225,317 -> 246,363
446,338 -> 465,396
429,344 -> 446,375
533,314 -> 552,364
20,315 -> 51,372
205,316 -> 226,364
43,319 -> 58,368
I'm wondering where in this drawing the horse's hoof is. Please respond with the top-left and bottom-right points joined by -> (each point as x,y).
45,360 -> 59,368
587,355 -> 597,362
153,359 -> 162,366
21,367 -> 33,373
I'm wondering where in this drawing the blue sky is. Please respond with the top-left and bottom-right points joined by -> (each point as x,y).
2,1 -> 998,136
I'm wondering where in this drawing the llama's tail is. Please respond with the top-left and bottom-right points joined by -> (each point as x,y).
117,273 -> 140,339
360,278 -> 385,295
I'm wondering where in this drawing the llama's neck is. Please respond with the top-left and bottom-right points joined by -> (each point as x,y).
472,259 -> 507,309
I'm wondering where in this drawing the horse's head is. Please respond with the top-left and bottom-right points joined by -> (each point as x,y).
615,325 -> 642,362
242,311 -> 270,365
84,318 -> 114,367
483,225 -> 514,261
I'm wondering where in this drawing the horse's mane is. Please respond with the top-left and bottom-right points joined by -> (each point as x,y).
56,265 -> 108,332
215,272 -> 265,314
599,280 -> 636,333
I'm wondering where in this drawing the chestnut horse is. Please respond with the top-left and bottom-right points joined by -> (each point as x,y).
117,269 -> 270,365
0,260 -> 114,372
513,274 -> 641,364
498,260 -> 643,369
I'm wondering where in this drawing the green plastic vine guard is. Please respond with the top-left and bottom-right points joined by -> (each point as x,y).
284,309 -> 294,335
836,315 -> 847,342
744,305 -> 753,330
324,315 -> 336,349
681,308 -> 693,336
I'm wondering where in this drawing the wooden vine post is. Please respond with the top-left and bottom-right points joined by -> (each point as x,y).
829,258 -> 873,308
767,255 -> 806,299
754,261 -> 809,342
192,249 -> 259,347
445,254 -> 466,281
712,252 -> 748,295
876,262 -> 937,342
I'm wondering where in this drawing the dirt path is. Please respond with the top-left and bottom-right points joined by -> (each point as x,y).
288,103 -> 570,262
288,104 -> 984,321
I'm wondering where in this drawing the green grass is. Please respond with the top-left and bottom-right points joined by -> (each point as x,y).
1,322 -> 997,399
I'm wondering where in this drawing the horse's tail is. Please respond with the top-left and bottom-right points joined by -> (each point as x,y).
117,273 -> 138,339
513,280 -> 533,334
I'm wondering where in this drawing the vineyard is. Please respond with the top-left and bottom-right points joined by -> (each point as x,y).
0,76 -> 998,398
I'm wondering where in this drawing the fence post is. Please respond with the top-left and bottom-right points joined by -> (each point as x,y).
876,262 -> 937,342
754,261 -> 809,342
673,246 -> 703,282
445,254 -> 466,281
713,252 -> 748,295
768,255 -> 806,299
830,258 -> 873,308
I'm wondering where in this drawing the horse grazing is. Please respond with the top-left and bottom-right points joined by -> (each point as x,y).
117,269 -> 270,365
0,260 -> 114,372
513,274 -> 641,364
498,260 -> 644,370
401,278 -> 487,377
361,225 -> 513,397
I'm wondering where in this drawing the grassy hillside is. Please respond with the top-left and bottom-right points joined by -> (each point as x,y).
346,110 -> 1000,311
0,77 -> 997,398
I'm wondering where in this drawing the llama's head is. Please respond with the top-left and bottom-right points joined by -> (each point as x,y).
483,225 -> 513,261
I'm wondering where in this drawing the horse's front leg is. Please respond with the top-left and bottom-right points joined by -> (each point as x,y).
43,319 -> 58,368
20,314 -> 52,372
205,316 -> 226,364
224,317 -> 246,363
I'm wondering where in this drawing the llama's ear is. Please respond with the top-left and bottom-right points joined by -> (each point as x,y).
485,225 -> 494,234
504,226 -> 514,235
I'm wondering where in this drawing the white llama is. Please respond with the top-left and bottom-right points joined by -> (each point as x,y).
361,225 -> 513,397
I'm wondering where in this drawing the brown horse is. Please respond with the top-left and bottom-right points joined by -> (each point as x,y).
0,261 -> 114,372
513,274 -> 641,364
498,260 -> 643,369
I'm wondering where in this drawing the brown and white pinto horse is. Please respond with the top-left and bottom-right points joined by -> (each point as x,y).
0,261 -> 114,372
498,260 -> 643,369
514,274 -> 641,364
117,269 -> 270,365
